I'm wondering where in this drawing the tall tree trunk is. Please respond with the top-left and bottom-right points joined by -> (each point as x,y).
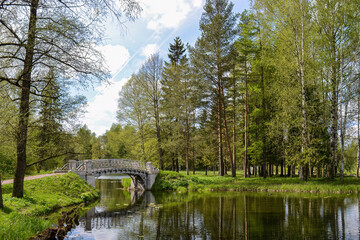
299,0 -> 308,181
13,0 -> 39,198
217,82 -> 224,176
340,102 -> 348,181
220,85 -> 235,177
186,114 -> 190,175
232,73 -> 237,177
261,65 -> 266,178
339,7 -> 346,182
171,154 -> 175,171
192,142 -> 195,175
138,117 -> 146,161
244,56 -> 248,178
185,76 -> 190,175
259,32 -> 267,179
154,102 -> 163,170
330,35 -> 338,179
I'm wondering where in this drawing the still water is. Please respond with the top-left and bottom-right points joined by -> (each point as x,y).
66,177 -> 360,240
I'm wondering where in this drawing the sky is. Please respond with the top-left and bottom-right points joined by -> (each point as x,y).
80,0 -> 250,136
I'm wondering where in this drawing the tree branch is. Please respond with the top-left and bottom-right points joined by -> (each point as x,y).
26,152 -> 86,168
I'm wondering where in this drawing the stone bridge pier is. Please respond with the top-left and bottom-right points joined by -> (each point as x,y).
55,159 -> 159,191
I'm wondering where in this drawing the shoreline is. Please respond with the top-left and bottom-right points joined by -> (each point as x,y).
152,171 -> 360,194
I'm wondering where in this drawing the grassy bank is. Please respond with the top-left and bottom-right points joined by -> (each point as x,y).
152,171 -> 360,194
0,172 -> 99,240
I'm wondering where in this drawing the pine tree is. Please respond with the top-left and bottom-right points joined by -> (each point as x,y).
236,10 -> 259,178
162,37 -> 195,174
190,0 -> 237,176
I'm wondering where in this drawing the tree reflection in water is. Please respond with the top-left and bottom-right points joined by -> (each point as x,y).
66,179 -> 360,239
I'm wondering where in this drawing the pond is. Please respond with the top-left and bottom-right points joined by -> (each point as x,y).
66,177 -> 360,239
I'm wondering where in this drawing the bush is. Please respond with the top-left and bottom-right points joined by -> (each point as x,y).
122,178 -> 131,188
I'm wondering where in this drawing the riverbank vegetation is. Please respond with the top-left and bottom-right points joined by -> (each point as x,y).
153,171 -> 360,194
0,173 -> 99,240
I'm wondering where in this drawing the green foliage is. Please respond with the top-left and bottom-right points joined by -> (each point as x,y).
122,178 -> 131,188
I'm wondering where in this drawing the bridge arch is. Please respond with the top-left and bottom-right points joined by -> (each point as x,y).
55,159 -> 159,191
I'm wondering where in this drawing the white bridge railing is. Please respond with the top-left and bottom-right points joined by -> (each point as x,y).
63,159 -> 158,174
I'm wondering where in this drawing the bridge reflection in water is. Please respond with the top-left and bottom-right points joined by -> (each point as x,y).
81,191 -> 156,231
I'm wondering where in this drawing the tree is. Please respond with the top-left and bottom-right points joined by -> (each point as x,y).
190,0 -> 238,176
0,0 -> 141,198
236,10 -> 260,178
118,74 -> 150,161
136,54 -> 164,169
104,124 -> 137,159
74,125 -> 95,160
314,0 -> 359,178
32,70 -> 86,172
162,37 -> 195,174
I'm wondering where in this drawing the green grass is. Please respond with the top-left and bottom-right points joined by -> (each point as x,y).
152,171 -> 360,194
0,172 -> 99,240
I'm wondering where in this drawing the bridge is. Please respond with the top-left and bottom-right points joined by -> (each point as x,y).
55,159 -> 159,191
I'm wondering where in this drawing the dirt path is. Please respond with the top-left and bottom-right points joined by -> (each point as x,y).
1,173 -> 66,185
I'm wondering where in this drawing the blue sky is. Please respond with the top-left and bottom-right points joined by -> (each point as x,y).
80,0 -> 250,136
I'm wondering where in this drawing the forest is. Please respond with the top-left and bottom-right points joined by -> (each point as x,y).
1,0 -> 360,199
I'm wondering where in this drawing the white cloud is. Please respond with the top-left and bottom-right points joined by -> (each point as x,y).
193,0 -> 203,8
141,43 -> 159,57
140,0 -> 204,31
96,44 -> 130,75
81,78 -> 129,136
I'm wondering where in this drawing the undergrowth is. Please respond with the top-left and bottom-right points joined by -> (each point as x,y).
152,171 -> 360,194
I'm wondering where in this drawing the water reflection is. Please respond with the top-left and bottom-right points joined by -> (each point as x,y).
67,179 -> 360,239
